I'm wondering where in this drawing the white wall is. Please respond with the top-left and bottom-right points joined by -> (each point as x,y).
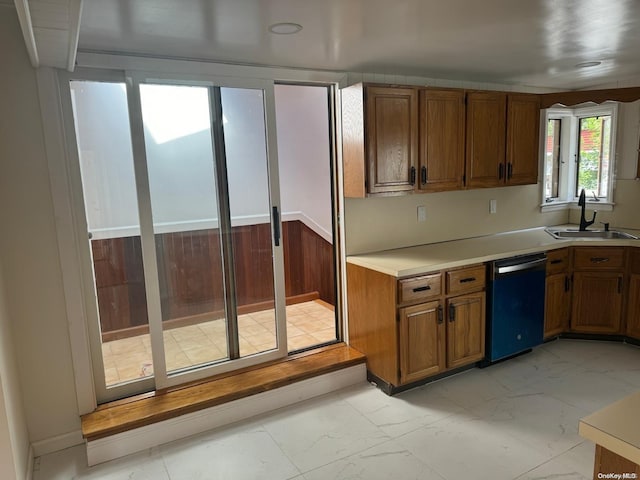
275,84 -> 333,241
0,6 -> 81,447
0,259 -> 30,480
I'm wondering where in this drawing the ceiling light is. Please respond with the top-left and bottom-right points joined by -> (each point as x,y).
575,61 -> 602,69
268,22 -> 303,35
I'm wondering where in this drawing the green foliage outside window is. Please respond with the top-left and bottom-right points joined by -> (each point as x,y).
577,116 -> 609,196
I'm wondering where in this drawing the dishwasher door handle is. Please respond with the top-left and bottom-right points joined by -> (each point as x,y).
496,258 -> 546,275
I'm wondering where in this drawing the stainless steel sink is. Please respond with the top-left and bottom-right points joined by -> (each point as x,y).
545,228 -> 638,240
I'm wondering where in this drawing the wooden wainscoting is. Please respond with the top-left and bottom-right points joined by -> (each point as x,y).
93,220 -> 335,341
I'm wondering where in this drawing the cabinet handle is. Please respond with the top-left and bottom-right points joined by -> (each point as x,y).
507,162 -> 513,179
618,277 -> 622,293
565,275 -> 570,292
437,305 -> 444,324
412,285 -> 431,293
459,277 -> 476,283
410,166 -> 416,185
590,257 -> 610,263
421,166 -> 427,184
449,303 -> 456,322
550,259 -> 563,265
498,163 -> 504,180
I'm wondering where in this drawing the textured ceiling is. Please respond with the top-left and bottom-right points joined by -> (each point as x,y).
36,0 -> 640,89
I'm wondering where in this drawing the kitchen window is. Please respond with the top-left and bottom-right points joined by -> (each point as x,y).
541,103 -> 618,210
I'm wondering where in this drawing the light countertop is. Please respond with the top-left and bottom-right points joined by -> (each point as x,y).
579,391 -> 640,465
346,225 -> 640,278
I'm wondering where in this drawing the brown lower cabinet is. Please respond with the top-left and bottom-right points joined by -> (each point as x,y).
627,249 -> 640,339
593,445 -> 640,478
627,274 -> 640,338
398,300 -> 444,384
347,262 -> 485,391
543,246 -> 640,338
544,248 -> 571,339
570,247 -> 625,335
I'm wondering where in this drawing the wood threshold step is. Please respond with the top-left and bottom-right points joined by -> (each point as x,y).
82,343 -> 365,442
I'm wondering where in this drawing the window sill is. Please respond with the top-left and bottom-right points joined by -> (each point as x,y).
540,201 -> 615,213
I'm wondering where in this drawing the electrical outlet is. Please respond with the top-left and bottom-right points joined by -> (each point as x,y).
417,205 -> 427,222
490,199 -> 497,214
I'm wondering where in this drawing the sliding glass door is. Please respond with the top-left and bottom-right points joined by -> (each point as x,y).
67,73 -> 286,401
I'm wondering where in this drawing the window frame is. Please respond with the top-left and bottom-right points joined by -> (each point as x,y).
540,103 -> 618,211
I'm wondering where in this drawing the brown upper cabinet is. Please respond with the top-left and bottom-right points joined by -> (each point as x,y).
506,94 -> 542,186
418,89 -> 466,192
465,92 -> 540,188
342,84 -> 418,197
342,83 -> 541,197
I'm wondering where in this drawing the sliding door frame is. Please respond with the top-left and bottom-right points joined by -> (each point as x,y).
59,68 -> 288,401
46,56 -> 346,412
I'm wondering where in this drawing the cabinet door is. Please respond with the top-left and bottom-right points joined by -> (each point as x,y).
571,272 -> 623,334
446,292 -> 485,369
399,300 -> 445,384
465,92 -> 507,188
506,94 -> 541,185
418,89 -> 465,192
544,273 -> 571,338
627,274 -> 640,339
366,86 -> 418,195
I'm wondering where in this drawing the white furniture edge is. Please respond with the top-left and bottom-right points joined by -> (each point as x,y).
86,363 -> 366,466
579,422 -> 640,466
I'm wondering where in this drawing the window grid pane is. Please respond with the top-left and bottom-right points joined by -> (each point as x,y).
545,119 -> 561,199
576,115 -> 611,198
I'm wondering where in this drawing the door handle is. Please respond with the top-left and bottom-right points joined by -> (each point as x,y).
272,206 -> 280,246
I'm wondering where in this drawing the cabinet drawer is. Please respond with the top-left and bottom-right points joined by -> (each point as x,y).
446,265 -> 486,294
398,273 -> 441,304
546,248 -> 569,275
573,247 -> 625,270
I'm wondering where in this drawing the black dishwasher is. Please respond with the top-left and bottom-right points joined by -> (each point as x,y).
483,253 -> 546,365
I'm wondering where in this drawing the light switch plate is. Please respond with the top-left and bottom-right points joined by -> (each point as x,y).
490,199 -> 497,214
417,205 -> 427,222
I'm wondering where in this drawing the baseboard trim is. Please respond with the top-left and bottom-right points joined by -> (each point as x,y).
31,430 -> 83,457
86,363 -> 366,466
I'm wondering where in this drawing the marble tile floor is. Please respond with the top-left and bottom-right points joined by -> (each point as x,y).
34,339 -> 640,480
102,300 -> 337,386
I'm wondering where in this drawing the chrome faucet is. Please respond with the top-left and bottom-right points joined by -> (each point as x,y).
578,189 -> 596,231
